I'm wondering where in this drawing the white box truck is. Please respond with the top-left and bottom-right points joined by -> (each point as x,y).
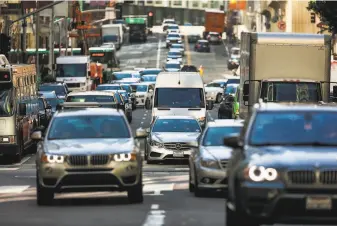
101,24 -> 124,50
239,32 -> 337,119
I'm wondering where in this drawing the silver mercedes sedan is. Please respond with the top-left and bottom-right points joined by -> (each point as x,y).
189,119 -> 243,197
144,116 -> 202,164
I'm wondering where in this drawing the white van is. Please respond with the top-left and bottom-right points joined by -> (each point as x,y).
150,72 -> 213,128
101,24 -> 124,49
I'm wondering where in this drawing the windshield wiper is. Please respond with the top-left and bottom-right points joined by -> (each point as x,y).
289,142 -> 337,147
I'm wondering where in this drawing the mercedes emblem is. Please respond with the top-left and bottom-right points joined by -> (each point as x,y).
175,143 -> 182,150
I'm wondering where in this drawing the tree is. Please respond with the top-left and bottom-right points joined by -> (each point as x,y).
307,1 -> 337,34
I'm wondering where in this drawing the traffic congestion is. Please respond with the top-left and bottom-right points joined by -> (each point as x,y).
1,2 -> 337,226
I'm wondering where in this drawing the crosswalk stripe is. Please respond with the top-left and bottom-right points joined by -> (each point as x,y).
0,186 -> 30,194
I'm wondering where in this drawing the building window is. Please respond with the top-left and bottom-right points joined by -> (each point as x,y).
210,1 -> 219,9
192,1 -> 199,7
173,0 -> 182,6
155,1 -> 162,4
202,2 -> 208,8
147,0 -> 153,4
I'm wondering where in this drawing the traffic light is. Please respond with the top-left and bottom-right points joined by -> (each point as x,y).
310,12 -> 316,24
0,34 -> 11,55
147,11 -> 154,28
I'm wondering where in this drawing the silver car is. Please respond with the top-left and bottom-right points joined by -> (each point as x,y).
189,119 -> 243,197
31,106 -> 147,206
144,116 -> 202,164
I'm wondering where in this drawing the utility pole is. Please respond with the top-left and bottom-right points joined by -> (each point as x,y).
49,6 -> 55,77
65,18 -> 68,55
35,1 -> 39,79
21,1 -> 27,63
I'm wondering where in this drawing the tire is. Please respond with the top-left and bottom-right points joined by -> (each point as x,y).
216,94 -> 222,103
132,103 -> 137,110
189,169 -> 195,192
194,167 -> 204,197
128,114 -> 132,123
145,99 -> 151,110
226,204 -> 260,226
36,172 -> 54,206
127,173 -> 143,204
144,143 -> 148,161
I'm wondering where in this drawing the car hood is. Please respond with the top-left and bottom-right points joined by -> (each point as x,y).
201,146 -> 233,160
151,132 -> 200,143
44,138 -> 134,155
205,87 -> 220,92
246,146 -> 337,168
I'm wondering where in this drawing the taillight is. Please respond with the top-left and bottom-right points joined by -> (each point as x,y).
196,44 -> 200,48
207,35 -> 210,39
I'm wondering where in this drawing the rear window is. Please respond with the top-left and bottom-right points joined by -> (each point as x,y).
66,95 -> 115,102
198,41 -> 209,46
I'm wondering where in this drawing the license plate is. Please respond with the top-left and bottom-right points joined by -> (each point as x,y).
173,152 -> 184,157
306,196 -> 332,210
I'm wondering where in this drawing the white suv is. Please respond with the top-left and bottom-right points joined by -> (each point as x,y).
133,83 -> 155,109
204,82 -> 224,103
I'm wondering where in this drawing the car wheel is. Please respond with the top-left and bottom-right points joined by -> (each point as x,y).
36,172 -> 54,206
144,143 -> 148,161
189,168 -> 195,192
127,173 -> 143,204
132,102 -> 137,110
145,99 -> 151,109
216,94 -> 222,103
194,167 -> 204,197
226,204 -> 260,226
128,114 -> 132,123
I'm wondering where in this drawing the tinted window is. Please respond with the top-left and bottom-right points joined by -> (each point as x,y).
103,35 -> 118,42
203,126 -> 242,146
96,85 -> 121,91
181,66 -> 198,72
141,69 -> 162,75
152,119 -> 201,133
142,76 -> 156,82
39,85 -> 66,96
168,25 -> 178,29
46,98 -> 63,110
249,112 -> 337,146
168,34 -> 180,38
155,88 -> 205,108
168,52 -> 181,56
56,64 -> 86,77
38,99 -> 45,110
227,79 -> 240,84
48,116 -> 130,140
165,63 -> 180,69
114,73 -> 132,80
225,85 -> 237,94
121,85 -> 132,93
231,49 -> 240,55
136,85 -> 148,92
66,95 -> 115,102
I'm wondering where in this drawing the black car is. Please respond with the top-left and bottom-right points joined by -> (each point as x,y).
224,103 -> 337,226
39,82 -> 69,100
180,65 -> 199,72
113,91 -> 132,123
194,40 -> 210,52
38,96 -> 52,128
120,84 -> 137,109
218,95 -> 235,119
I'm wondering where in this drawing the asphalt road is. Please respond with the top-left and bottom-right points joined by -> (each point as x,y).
0,32 -> 306,226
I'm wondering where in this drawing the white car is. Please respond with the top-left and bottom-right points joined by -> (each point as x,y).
167,24 -> 180,34
133,83 -> 155,108
204,81 -> 224,103
162,19 -> 176,31
166,33 -> 182,48
170,43 -> 185,56
113,77 -> 141,84
164,60 -> 181,72
166,49 -> 183,63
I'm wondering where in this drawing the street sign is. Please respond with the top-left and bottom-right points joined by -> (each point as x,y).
278,21 -> 286,31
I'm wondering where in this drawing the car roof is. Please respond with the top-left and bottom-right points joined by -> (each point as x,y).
231,47 -> 240,50
212,79 -> 228,82
54,108 -> 124,118
198,40 -> 208,43
67,91 -> 114,96
98,84 -> 120,87
255,102 -> 337,112
142,68 -> 161,71
209,32 -> 219,34
168,49 -> 181,53
224,75 -> 240,79
208,119 -> 244,127
156,115 -> 198,120
171,43 -> 183,46
166,60 -> 180,64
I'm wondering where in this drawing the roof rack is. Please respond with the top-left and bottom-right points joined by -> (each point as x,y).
56,102 -> 119,111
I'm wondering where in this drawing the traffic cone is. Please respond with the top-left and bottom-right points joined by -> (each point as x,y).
199,65 -> 204,76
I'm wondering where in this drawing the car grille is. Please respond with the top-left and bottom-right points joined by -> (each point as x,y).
68,155 -> 110,166
164,142 -> 190,150
287,170 -> 337,185
68,155 -> 88,166
91,155 -> 109,165
220,160 -> 228,169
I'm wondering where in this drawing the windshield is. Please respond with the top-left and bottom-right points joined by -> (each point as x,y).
168,25 -> 178,29
225,85 -> 237,94
39,85 -> 66,96
171,45 -> 183,49
90,52 -> 117,66
119,92 -> 128,102
103,35 -> 118,43
164,21 -> 175,24
142,76 -> 156,82
249,112 -> 337,146
114,73 -> 132,80
141,69 -> 162,75
155,88 -> 205,108
227,79 -> 240,84
56,64 -> 86,77
121,85 -> 132,93
136,85 -> 148,92
48,115 -> 130,140
66,95 -> 115,102
165,63 -> 180,69
96,85 -> 121,91
152,119 -> 201,133
203,127 -> 242,146
168,52 -> 181,57
198,42 -> 209,46
168,34 -> 180,38
38,99 -> 45,110
261,82 -> 320,102
0,89 -> 14,117
45,98 -> 63,111
231,49 -> 240,55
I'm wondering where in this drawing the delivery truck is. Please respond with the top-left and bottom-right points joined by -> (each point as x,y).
239,32 -> 337,119
204,9 -> 225,39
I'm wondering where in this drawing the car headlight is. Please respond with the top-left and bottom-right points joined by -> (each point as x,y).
244,165 -> 278,182
113,153 -> 137,162
150,140 -> 164,148
200,158 -> 220,169
41,153 -> 64,164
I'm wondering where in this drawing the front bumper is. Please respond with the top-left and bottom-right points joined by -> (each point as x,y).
148,145 -> 192,161
37,159 -> 141,193
238,181 -> 337,224
195,164 -> 227,190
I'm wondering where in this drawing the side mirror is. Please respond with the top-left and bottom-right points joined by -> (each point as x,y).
31,131 -> 43,140
46,104 -> 52,109
135,128 -> 148,138
19,103 -> 26,116
224,136 -> 241,148
243,83 -> 249,96
243,95 -> 249,102
206,100 -> 214,110
333,86 -> 337,98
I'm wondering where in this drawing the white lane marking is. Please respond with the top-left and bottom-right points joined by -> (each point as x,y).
141,122 -> 144,124
156,39 -> 162,68
143,183 -> 174,193
142,205 -> 166,226
0,186 -> 30,194
14,176 -> 36,178
0,168 -> 19,171
151,204 -> 159,210
144,114 -> 147,116
145,110 -> 148,113
143,117 -> 146,120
